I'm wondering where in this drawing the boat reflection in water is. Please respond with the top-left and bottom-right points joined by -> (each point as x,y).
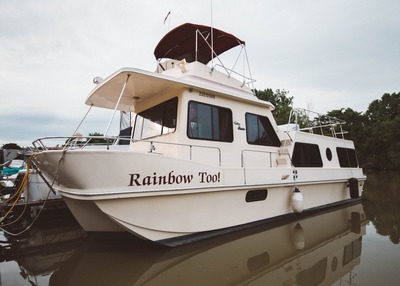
0,210 -> 86,285
45,201 -> 366,286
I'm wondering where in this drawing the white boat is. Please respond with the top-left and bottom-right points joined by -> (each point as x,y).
32,23 -> 366,246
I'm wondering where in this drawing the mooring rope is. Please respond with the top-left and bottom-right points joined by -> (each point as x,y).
0,151 -> 64,236
0,156 -> 32,225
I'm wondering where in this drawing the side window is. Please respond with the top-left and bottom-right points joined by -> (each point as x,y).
133,97 -> 178,140
187,101 -> 233,142
245,113 -> 280,147
337,147 -> 359,167
292,142 -> 323,167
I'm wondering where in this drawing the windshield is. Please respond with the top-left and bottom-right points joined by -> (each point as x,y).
133,97 -> 178,140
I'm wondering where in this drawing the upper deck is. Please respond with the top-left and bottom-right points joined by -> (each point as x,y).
84,23 -> 262,113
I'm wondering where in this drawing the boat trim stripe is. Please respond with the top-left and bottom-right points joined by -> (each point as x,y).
56,177 -> 365,199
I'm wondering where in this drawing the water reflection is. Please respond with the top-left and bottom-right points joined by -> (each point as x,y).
363,172 -> 400,244
3,172 -> 400,285
0,209 -> 86,285
0,202 -> 366,286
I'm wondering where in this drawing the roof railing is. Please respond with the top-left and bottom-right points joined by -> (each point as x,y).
155,23 -> 256,92
284,108 -> 347,138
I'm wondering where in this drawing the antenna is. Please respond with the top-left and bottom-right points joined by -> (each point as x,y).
164,11 -> 171,31
210,0 -> 214,65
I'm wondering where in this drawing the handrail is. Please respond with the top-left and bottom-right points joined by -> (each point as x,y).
212,63 -> 256,86
193,28 -> 255,90
146,140 -> 222,166
32,136 -> 222,166
32,136 -> 121,151
241,149 -> 292,168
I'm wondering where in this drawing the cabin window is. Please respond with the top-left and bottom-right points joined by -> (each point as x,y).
292,142 -> 323,167
337,147 -> 359,167
133,97 -> 178,140
245,113 -> 280,147
187,101 -> 233,142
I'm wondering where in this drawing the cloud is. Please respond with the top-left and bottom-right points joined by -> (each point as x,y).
0,112 -> 73,146
1,0 -> 399,146
0,108 -> 121,147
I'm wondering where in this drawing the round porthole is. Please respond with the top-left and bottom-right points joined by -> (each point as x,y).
326,148 -> 332,161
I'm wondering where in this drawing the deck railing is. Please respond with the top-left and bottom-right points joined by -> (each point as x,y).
285,108 -> 348,138
31,135 -> 123,151
31,136 -> 222,166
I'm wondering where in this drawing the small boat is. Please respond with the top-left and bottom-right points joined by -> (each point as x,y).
1,159 -> 24,177
31,23 -> 366,246
1,153 -> 64,219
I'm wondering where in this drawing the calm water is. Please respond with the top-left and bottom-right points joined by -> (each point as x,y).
1,172 -> 399,286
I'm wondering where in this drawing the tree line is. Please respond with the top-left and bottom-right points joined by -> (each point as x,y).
255,89 -> 400,171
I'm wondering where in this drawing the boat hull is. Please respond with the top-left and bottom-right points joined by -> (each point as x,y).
32,150 -> 365,245
87,182 -> 360,244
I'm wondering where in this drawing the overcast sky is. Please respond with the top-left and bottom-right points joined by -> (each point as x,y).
1,0 -> 399,147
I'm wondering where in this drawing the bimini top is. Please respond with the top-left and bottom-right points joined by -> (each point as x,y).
154,23 -> 245,64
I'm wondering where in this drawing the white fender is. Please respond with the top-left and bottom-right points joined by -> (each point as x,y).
291,187 -> 304,213
293,223 -> 305,250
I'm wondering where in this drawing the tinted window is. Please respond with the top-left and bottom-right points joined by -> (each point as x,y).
245,113 -> 280,147
133,97 -> 178,140
292,142 -> 323,167
187,101 -> 233,142
337,147 -> 358,167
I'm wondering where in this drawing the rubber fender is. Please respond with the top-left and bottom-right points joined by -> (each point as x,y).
348,178 -> 359,199
291,187 -> 303,213
350,212 -> 361,234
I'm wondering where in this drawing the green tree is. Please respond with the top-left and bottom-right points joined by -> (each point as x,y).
353,92 -> 400,170
88,132 -> 108,144
254,89 -> 293,125
366,92 -> 400,123
326,108 -> 366,140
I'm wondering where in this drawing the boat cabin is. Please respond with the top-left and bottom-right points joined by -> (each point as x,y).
83,23 -> 290,169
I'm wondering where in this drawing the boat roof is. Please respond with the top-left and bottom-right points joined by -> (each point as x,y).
85,67 -> 273,112
154,23 -> 245,64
